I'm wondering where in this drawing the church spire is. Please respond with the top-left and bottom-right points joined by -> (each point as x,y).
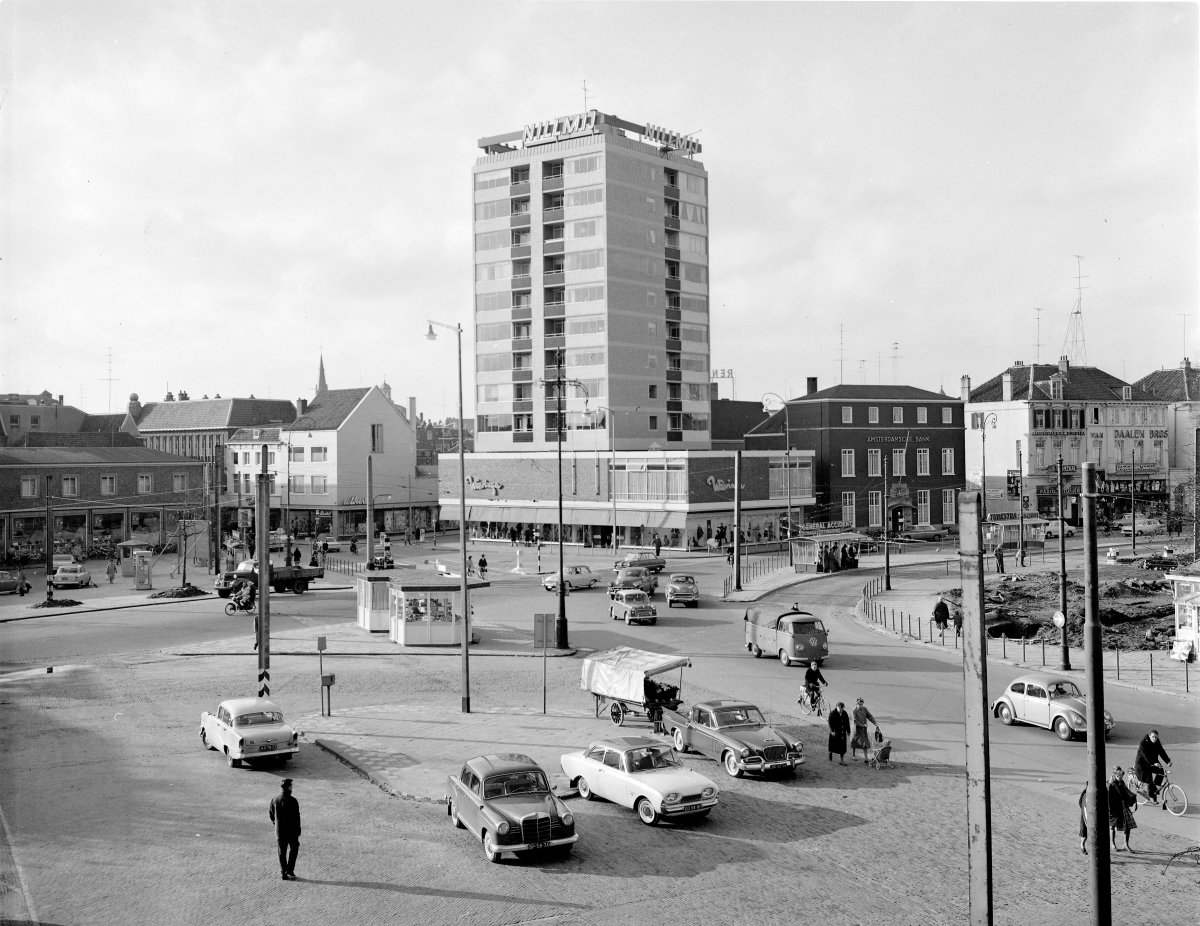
316,352 -> 328,396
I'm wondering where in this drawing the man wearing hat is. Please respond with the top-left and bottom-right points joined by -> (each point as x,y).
269,779 -> 302,880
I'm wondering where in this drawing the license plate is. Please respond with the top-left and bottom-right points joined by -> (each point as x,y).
258,744 -> 276,752
528,842 -> 546,849
681,803 -> 702,812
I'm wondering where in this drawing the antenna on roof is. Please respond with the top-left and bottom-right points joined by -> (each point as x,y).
838,324 -> 845,384
100,347 -> 120,414
1061,255 -> 1088,365
1033,307 -> 1042,364
891,342 -> 901,383
582,78 -> 589,110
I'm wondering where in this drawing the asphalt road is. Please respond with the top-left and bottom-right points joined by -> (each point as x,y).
1,550 -> 1197,925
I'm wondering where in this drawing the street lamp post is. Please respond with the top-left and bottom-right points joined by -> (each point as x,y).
586,404 -> 636,551
762,393 -> 793,564
1057,454 -> 1071,671
425,319 -> 471,713
283,416 -> 316,567
1129,445 -> 1139,554
976,412 -> 998,523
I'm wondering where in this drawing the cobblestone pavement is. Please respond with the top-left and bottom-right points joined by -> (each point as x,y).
2,546 -> 1198,925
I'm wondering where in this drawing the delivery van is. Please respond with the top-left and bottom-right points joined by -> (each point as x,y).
744,606 -> 829,666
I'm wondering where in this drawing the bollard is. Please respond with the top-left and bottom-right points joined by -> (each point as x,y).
1115,648 -> 1120,681
1002,635 -> 1007,659
1186,657 -> 1190,693
1149,652 -> 1153,687
1022,638 -> 1027,662
1041,639 -> 1046,667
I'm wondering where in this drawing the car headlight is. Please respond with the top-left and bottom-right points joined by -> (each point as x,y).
739,748 -> 751,758
701,787 -> 716,799
496,820 -> 510,836
237,737 -> 245,750
561,812 -> 574,827
664,791 -> 680,803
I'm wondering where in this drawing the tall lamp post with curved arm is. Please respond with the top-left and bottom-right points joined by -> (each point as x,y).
762,393 -> 793,565
283,415 -> 317,567
425,319 -> 471,713
975,412 -> 998,524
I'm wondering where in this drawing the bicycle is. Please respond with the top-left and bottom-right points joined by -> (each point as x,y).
1125,767 -> 1188,817
797,687 -> 827,717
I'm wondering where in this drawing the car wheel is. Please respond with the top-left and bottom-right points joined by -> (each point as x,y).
636,798 -> 659,826
448,799 -> 464,828
482,832 -> 502,863
673,728 -> 688,753
200,728 -> 210,749
588,580 -> 596,588
227,753 -> 242,768
779,650 -> 792,667
751,644 -> 762,658
722,751 -> 744,778
577,777 -> 596,801
650,618 -> 657,626
555,844 -> 573,860
1053,717 -> 1075,741
997,703 -> 1014,725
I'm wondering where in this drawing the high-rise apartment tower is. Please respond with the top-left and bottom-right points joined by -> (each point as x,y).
473,111 -> 711,453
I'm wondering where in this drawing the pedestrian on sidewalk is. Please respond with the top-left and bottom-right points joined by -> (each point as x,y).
1107,766 -> 1137,852
1078,783 -> 1090,854
994,547 -> 1005,574
17,565 -> 28,596
828,701 -> 850,765
850,697 -> 878,761
106,558 -> 118,584
953,608 -> 963,638
933,598 -> 949,638
269,778 -> 302,879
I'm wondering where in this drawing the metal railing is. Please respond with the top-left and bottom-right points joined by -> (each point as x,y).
860,577 -> 1192,693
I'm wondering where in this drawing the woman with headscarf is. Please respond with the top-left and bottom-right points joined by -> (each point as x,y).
1107,766 -> 1137,852
850,697 -> 877,761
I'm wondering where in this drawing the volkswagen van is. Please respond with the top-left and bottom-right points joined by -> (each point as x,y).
744,607 -> 829,666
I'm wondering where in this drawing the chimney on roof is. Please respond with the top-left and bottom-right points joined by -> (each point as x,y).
960,375 -> 971,403
1183,358 -> 1192,372
380,380 -> 392,402
297,398 -> 308,415
58,394 -> 64,405
128,393 -> 142,418
806,377 -> 818,395
409,396 -> 416,423
164,391 -> 175,402
1013,360 -> 1025,367
1002,372 -> 1013,401
1058,355 -> 1070,375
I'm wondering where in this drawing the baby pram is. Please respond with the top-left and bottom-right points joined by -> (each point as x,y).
869,737 -> 895,770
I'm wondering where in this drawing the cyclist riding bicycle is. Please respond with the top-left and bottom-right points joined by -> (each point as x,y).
799,661 -> 827,710
1133,729 -> 1172,805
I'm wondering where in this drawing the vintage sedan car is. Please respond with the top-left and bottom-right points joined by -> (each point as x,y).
1122,519 -> 1164,537
560,736 -> 718,825
613,552 -> 667,574
663,700 -> 805,778
199,697 -> 300,767
665,574 -> 700,608
446,753 -> 577,863
609,589 -> 658,625
608,566 -> 656,598
1042,524 -> 1076,539
542,565 -> 598,592
51,564 -> 92,589
898,525 -> 945,542
0,571 -> 18,594
991,673 -> 1114,741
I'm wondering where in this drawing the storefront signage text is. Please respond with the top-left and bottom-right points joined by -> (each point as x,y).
865,435 -> 930,443
705,476 -> 742,493
465,476 -> 504,497
1114,429 -> 1168,439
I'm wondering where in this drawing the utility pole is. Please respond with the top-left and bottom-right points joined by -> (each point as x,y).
256,447 -> 271,698
44,475 -> 54,603
554,353 -> 568,649
1016,442 -> 1026,568
883,457 -> 892,591
733,450 -> 742,591
1057,455 -> 1071,670
959,490 -> 994,926
1081,462 -> 1112,922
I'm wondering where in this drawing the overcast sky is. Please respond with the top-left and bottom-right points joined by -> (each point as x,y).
2,1 -> 1196,422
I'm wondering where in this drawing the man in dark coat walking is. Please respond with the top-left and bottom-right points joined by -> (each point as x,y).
269,778 -> 302,880
827,702 -> 850,765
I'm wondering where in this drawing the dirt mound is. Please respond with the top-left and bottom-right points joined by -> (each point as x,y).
938,566 -> 1177,650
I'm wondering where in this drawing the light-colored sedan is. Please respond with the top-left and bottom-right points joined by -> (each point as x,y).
666,574 -> 700,608
542,565 -> 598,592
51,564 -> 92,589
0,571 -> 18,595
991,673 -> 1115,741
1122,519 -> 1164,537
561,736 -> 718,825
199,697 -> 300,768
609,588 -> 657,625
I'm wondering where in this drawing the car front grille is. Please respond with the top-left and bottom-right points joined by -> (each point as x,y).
762,745 -> 786,762
520,813 -> 552,844
678,792 -> 704,804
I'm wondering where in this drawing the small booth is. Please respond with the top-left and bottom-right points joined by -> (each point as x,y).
388,575 -> 489,646
132,550 -> 153,590
984,517 -> 1049,552
117,539 -> 153,578
356,574 -> 391,632
789,532 -> 872,573
1166,569 -> 1200,662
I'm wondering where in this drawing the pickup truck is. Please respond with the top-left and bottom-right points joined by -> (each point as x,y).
232,559 -> 324,594
613,552 -> 667,574
659,699 -> 805,778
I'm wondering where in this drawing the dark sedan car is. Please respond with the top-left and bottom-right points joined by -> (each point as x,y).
0,570 -> 19,594
445,754 -> 577,863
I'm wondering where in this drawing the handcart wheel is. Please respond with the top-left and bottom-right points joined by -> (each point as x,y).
609,701 -> 625,726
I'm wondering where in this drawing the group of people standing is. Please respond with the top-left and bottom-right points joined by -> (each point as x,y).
826,697 -> 881,764
1078,730 -> 1173,855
